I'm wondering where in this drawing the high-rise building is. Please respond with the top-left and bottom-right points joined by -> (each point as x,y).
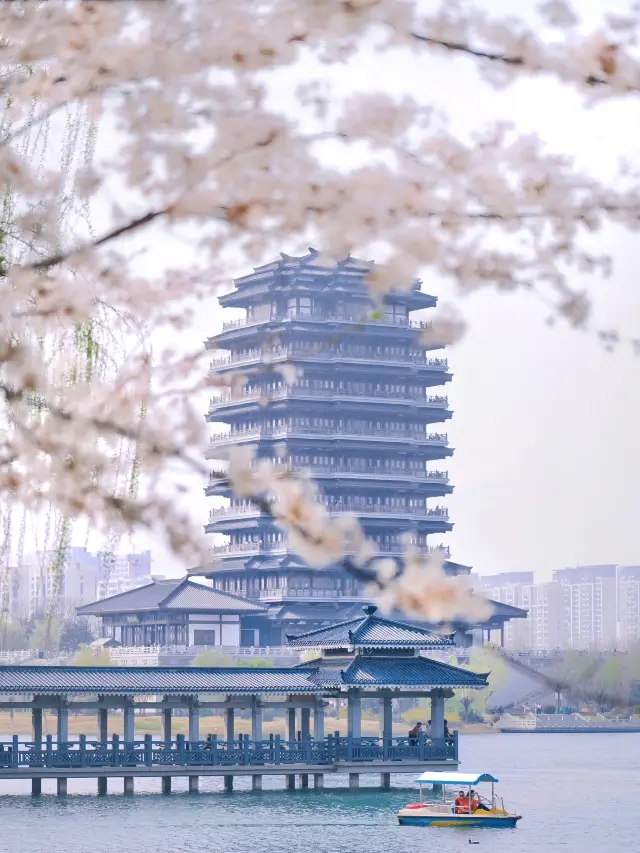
527,581 -> 563,651
553,565 -> 618,650
617,565 -> 640,649
20,547 -> 99,618
96,550 -> 152,599
204,250 -> 460,642
475,572 -> 534,649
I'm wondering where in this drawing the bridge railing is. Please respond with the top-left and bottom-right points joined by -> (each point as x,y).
0,732 -> 458,770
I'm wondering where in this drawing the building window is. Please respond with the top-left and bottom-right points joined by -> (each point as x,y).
193,630 -> 217,646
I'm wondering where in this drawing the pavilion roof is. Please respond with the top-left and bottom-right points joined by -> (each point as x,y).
0,657 -> 487,695
286,605 -> 453,649
302,656 -> 488,689
77,579 -> 265,616
0,666 -> 322,696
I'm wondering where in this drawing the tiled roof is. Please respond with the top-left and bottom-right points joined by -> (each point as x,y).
0,654 -> 487,694
338,656 -> 488,688
77,580 -> 265,616
286,606 -> 453,649
486,599 -> 528,618
162,583 -> 264,612
0,666 -> 321,695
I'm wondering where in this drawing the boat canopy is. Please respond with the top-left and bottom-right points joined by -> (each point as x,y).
414,771 -> 499,785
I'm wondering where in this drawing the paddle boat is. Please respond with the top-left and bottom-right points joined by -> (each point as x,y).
397,771 -> 521,828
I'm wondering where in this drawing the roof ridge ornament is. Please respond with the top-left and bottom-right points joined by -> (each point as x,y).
362,605 -> 378,615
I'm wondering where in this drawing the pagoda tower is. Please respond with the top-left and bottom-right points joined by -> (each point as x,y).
204,249 -> 457,643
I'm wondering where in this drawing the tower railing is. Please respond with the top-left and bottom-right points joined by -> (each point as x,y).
209,387 -> 449,409
209,426 -> 449,444
208,464 -> 449,482
208,503 -> 450,521
210,346 -> 448,370
210,542 -> 451,557
220,311 -> 434,332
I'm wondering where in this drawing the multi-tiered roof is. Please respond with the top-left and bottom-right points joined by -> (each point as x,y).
204,249 -> 457,623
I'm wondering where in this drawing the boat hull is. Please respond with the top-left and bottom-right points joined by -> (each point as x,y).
398,812 -> 521,828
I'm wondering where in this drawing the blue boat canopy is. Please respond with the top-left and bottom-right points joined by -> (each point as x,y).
415,771 -> 499,785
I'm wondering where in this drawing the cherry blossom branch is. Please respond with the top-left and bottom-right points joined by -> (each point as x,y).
411,32 -> 620,89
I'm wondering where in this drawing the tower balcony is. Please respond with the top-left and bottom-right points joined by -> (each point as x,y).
210,346 -> 450,379
206,464 -> 452,497
205,502 -> 452,535
205,426 -> 452,459
209,541 -> 451,559
213,311 -> 434,346
207,386 -> 450,419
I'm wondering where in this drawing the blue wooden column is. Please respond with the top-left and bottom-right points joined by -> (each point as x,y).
313,699 -> 325,789
32,705 -> 43,796
298,707 -> 311,788
162,704 -> 172,794
224,704 -> 234,792
123,698 -> 135,796
97,704 -> 108,795
251,697 -> 263,791
431,689 -> 445,741
188,698 -> 200,793
286,704 -> 296,790
379,696 -> 392,789
56,697 -> 69,796
347,691 -> 361,789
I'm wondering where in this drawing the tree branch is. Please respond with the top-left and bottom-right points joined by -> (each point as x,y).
411,31 -> 631,91
27,209 -> 168,272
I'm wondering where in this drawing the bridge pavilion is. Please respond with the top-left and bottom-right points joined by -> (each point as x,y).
0,606 -> 486,795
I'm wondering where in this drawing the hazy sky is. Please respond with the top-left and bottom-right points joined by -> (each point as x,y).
58,0 -> 640,581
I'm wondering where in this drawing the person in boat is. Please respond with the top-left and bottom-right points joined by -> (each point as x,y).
408,721 -> 422,745
470,789 -> 490,811
454,791 -> 470,813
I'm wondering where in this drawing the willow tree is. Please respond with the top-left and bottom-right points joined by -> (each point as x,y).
1,1 -> 639,624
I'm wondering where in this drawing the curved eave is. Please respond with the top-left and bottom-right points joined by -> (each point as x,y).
205,481 -> 454,498
286,641 -> 453,650
207,399 -> 453,420
337,680 -> 486,690
212,361 -> 452,381
204,518 -> 453,535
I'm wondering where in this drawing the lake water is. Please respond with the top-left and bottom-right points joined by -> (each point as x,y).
0,733 -> 636,853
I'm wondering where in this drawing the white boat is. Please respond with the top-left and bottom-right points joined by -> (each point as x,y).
397,771 -> 522,828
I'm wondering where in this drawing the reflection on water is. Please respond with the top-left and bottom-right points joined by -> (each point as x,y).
0,734 -> 637,853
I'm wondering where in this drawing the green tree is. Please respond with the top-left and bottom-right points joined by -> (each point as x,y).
191,650 -> 233,667
0,616 -> 28,651
239,657 -> 274,668
29,616 -> 62,652
447,648 -> 508,721
71,644 -> 111,666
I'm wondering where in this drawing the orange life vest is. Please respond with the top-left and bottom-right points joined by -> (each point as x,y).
454,796 -> 469,813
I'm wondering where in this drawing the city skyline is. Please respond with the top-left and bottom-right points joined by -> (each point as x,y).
476,564 -> 640,651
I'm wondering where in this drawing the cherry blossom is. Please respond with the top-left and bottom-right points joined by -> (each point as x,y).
1,0 -> 638,623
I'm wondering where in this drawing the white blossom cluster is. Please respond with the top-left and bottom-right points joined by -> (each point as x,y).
0,1 -> 638,615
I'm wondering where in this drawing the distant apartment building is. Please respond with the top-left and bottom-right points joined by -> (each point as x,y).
618,566 -> 640,648
18,547 -> 99,619
13,548 -> 152,619
471,564 -> 639,651
475,572 -> 534,650
475,572 -> 568,651
553,565 -> 617,650
527,581 -> 563,651
96,550 -> 152,599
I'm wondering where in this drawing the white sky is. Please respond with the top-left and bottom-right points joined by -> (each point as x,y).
58,0 -> 640,581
